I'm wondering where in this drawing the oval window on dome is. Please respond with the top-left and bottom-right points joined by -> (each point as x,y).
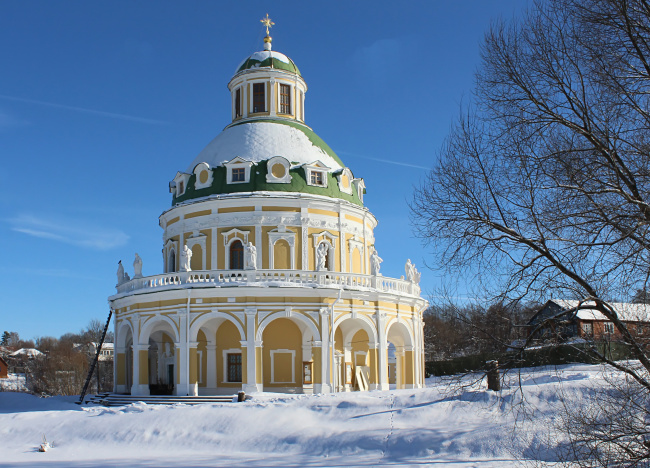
193,162 -> 213,189
266,156 -> 291,184
272,164 -> 286,178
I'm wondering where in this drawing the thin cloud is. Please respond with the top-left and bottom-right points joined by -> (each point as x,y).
0,94 -> 169,125
8,214 -> 129,250
0,109 -> 29,129
0,266 -> 98,280
336,150 -> 430,170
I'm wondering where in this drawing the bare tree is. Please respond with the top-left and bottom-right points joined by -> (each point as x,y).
412,0 -> 650,465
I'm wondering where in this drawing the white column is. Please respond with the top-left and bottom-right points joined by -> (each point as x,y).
189,341 -> 199,396
243,308 -> 261,393
211,227 -> 218,270
269,79 -> 276,116
175,312 -> 190,396
318,308 -> 332,393
205,344 -> 217,394
376,311 -> 389,391
412,314 -> 422,388
112,313 -> 118,393
301,226 -> 308,270
255,224 -> 262,269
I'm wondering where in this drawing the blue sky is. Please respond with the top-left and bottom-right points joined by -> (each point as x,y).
0,1 -> 527,340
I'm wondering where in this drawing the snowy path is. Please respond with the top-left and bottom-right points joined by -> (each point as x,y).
0,365 -> 599,467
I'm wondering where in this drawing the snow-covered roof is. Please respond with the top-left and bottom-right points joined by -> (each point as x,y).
186,120 -> 343,173
10,348 -> 44,358
553,299 -> 650,322
235,50 -> 300,76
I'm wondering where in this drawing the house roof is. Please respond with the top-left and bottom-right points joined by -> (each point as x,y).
10,348 -> 44,358
545,299 -> 650,322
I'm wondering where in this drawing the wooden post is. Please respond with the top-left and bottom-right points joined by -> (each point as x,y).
486,360 -> 500,391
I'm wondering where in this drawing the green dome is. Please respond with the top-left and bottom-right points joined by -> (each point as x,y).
173,120 -> 364,207
236,50 -> 301,76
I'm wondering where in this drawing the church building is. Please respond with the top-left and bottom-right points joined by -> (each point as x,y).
109,17 -> 427,396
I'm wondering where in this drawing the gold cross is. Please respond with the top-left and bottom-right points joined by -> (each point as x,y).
260,13 -> 274,35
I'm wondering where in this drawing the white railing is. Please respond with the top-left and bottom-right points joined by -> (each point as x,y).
115,269 -> 421,297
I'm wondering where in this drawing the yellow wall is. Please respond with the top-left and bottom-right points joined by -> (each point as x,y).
191,244 -> 203,271
186,210 -> 211,219
405,351 -> 414,385
116,353 -> 125,385
216,321 -> 242,387
139,350 -> 148,385
351,248 -> 362,274
262,318 -> 302,388
351,329 -> 369,366
189,348 -> 198,387
273,239 -> 291,269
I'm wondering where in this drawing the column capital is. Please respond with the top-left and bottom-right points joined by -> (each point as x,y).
319,307 -> 329,316
245,307 -> 257,316
255,340 -> 263,347
312,340 -> 322,346
239,340 -> 248,347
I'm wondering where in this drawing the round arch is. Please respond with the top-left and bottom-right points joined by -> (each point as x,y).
139,314 -> 180,344
334,314 -> 378,347
190,311 -> 245,343
385,318 -> 415,348
116,320 -> 134,348
256,310 -> 321,344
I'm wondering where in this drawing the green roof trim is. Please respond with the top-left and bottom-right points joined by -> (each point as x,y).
237,56 -> 301,76
229,119 -> 345,168
172,159 -> 364,207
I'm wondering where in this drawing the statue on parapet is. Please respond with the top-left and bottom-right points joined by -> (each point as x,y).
117,260 -> 125,285
405,259 -> 421,285
316,242 -> 329,271
133,253 -> 143,278
179,244 -> 192,272
370,247 -> 383,276
405,259 -> 415,282
245,242 -> 257,270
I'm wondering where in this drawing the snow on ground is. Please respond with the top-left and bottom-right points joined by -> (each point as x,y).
0,373 -> 27,392
0,364 -> 606,468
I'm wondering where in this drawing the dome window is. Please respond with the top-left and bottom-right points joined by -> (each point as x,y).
266,156 -> 292,183
224,157 -> 254,184
193,162 -> 213,190
280,84 -> 291,115
353,178 -> 366,203
172,172 -> 191,197
252,83 -> 266,113
235,88 -> 242,118
304,161 -> 330,188
337,168 -> 354,195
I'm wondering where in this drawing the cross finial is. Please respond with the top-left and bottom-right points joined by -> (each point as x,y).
260,13 -> 274,36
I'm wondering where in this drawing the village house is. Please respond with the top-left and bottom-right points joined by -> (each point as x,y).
527,299 -> 650,343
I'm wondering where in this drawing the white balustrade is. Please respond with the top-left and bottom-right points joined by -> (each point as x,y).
115,269 -> 420,297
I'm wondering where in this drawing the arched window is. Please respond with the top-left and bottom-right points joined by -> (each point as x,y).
168,248 -> 176,272
230,240 -> 244,270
